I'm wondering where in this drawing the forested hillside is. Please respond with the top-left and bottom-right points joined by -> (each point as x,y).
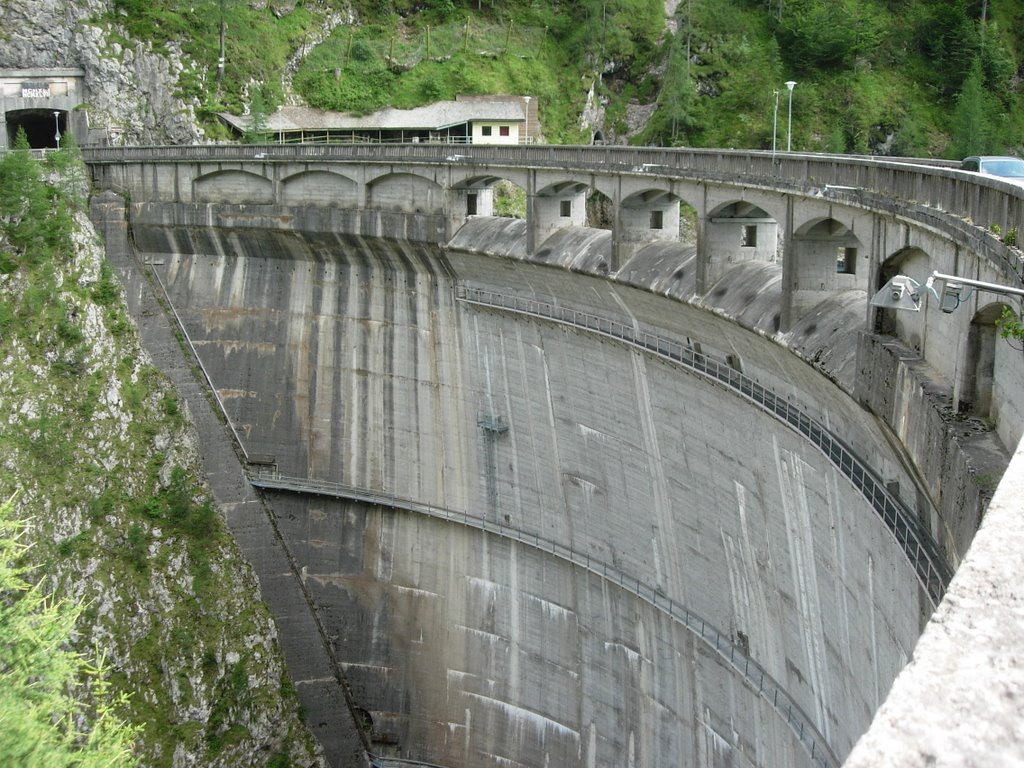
101,0 -> 1024,156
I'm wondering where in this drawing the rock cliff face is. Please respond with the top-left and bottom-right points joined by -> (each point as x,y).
0,153 -> 323,766
0,0 -> 203,144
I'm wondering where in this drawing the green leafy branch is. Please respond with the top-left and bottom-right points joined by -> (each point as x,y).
996,305 -> 1024,344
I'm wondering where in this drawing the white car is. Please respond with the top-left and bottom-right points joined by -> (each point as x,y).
960,155 -> 1024,186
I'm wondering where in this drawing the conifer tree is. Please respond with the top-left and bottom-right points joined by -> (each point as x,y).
950,57 -> 1000,157
0,495 -> 140,767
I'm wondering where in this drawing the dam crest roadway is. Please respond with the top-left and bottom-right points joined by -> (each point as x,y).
84,144 -> 1024,768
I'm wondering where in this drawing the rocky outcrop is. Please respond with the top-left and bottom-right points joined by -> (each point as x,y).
0,0 -> 204,144
74,25 -> 205,145
0,154 -> 323,767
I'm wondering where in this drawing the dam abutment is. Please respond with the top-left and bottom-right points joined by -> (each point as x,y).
90,191 -> 370,767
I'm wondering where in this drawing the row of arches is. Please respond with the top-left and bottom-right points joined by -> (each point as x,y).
190,166 -> 865,301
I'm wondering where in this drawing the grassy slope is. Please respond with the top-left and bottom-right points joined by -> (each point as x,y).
99,0 -> 1024,155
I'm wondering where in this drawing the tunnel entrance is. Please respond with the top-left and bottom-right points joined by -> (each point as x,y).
6,109 -> 66,149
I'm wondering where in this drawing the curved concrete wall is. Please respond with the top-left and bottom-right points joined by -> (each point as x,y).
133,222 -> 929,766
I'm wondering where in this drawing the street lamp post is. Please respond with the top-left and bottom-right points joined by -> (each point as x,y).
771,89 -> 780,162
53,111 -> 61,146
785,80 -> 796,152
523,96 -> 531,144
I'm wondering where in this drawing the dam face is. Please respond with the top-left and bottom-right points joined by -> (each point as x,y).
134,222 -> 927,767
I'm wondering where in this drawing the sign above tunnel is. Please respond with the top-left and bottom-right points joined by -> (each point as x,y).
21,83 -> 51,99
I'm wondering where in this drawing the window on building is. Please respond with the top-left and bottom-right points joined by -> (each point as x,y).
837,246 -> 857,274
467,193 -> 477,216
481,126 -> 492,136
560,200 -> 571,217
650,210 -> 664,230
499,126 -> 510,137
742,225 -> 757,247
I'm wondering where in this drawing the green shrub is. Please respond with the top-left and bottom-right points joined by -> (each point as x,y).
126,523 -> 151,571
92,263 -> 122,306
0,250 -> 17,274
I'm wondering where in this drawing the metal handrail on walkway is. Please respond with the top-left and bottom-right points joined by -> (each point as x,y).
454,285 -> 952,606
250,468 -> 838,768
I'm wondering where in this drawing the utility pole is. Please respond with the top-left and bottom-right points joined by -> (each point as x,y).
772,89 -> 779,162
785,80 -> 796,151
217,0 -> 227,85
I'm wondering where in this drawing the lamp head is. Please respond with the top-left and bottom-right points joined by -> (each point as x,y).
870,275 -> 923,311
785,80 -> 797,91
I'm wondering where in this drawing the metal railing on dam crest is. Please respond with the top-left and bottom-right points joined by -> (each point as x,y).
455,285 -> 952,606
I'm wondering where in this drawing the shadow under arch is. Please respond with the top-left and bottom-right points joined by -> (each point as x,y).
789,216 -> 865,324
451,174 -> 527,220
874,246 -> 931,345
586,186 -> 614,230
367,172 -> 444,214
960,301 -> 1013,419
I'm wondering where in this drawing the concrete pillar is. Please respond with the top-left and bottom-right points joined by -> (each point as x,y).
271,162 -> 281,205
610,175 -> 623,273
356,166 -> 370,210
779,197 -> 796,331
444,182 -> 456,243
865,214 -> 884,331
526,169 -> 537,258
695,188 -> 709,296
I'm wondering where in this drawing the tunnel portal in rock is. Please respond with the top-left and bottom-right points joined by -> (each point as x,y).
0,69 -> 86,150
6,108 -> 65,148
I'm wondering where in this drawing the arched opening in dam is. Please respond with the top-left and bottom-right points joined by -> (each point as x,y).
128,220 -> 939,768
961,303 -> 1006,420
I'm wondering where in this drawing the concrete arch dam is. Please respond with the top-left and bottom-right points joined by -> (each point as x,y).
121,216 -> 947,768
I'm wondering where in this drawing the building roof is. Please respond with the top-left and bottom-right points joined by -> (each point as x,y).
220,97 -> 527,134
